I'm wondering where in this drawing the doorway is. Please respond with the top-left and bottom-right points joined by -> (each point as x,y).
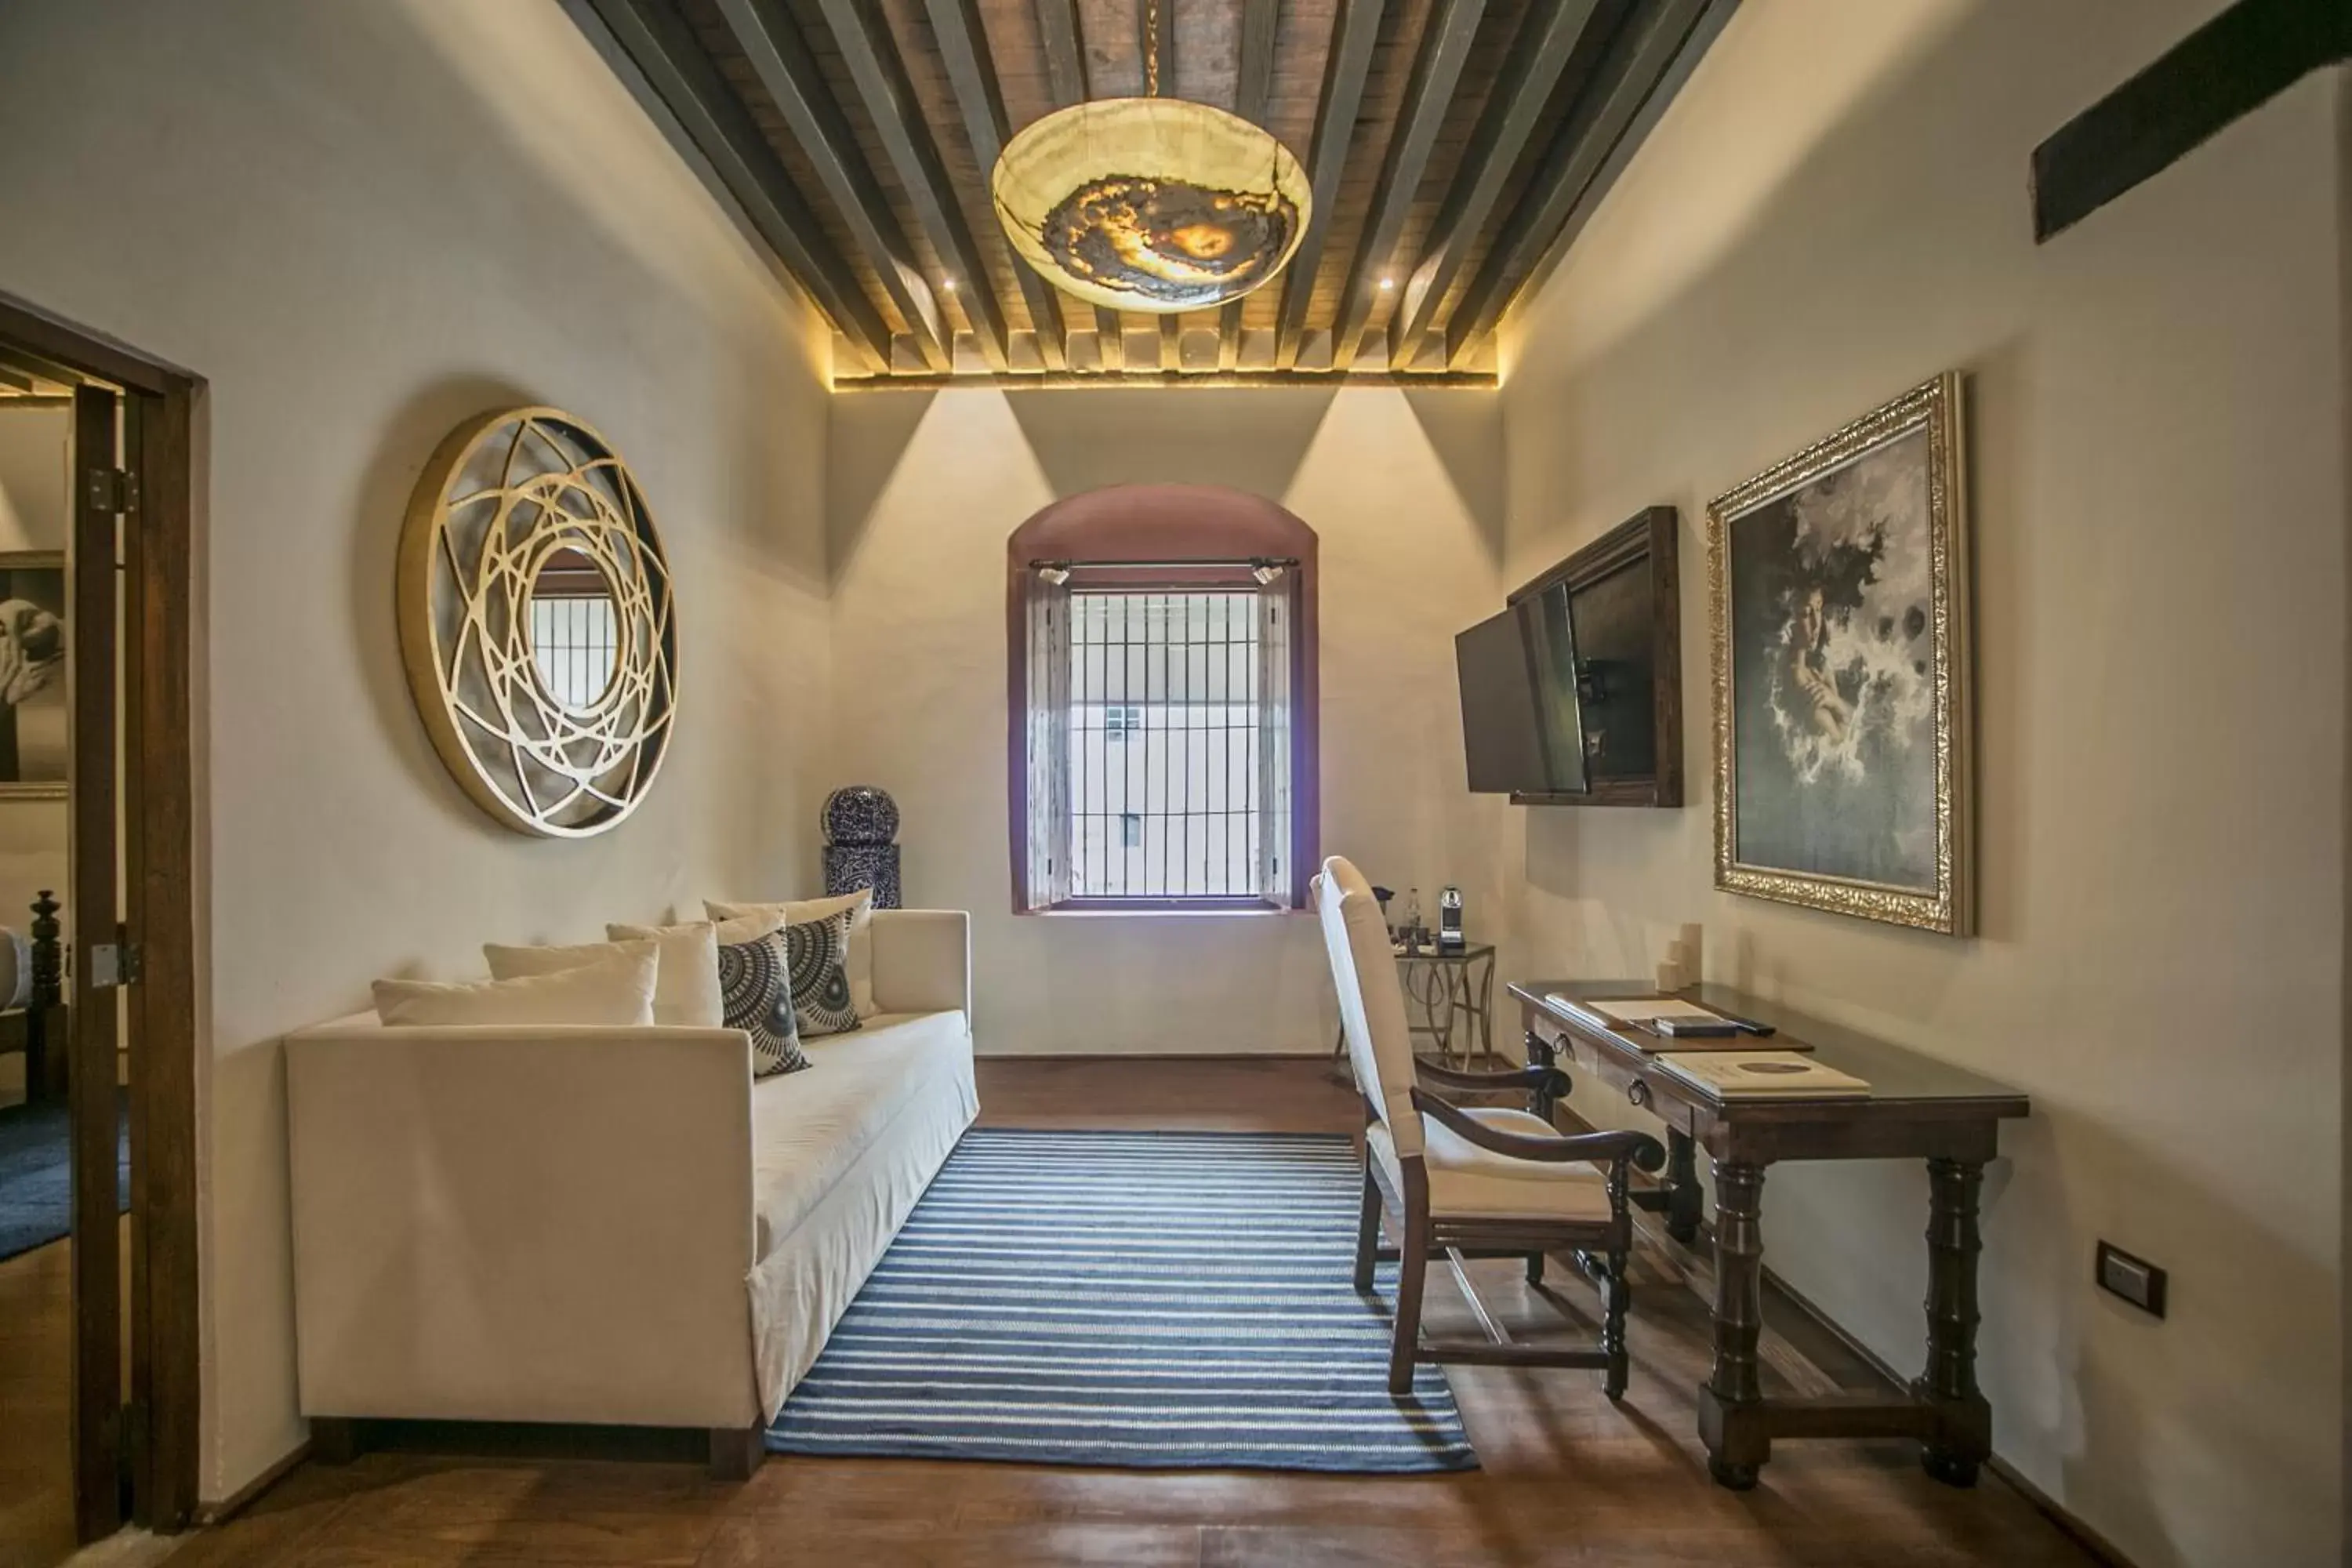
0,296 -> 199,1555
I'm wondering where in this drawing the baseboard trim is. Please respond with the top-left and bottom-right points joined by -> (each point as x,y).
978,1051 -> 1334,1062
193,1437 -> 310,1528
1552,1104 -> 2139,1568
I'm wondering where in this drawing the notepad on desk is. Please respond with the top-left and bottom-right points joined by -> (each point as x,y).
1545,993 -> 1805,1052
1654,1051 -> 1870,1100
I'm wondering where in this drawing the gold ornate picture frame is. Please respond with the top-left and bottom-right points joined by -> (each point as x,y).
397,408 -> 677,838
1706,373 -> 1972,935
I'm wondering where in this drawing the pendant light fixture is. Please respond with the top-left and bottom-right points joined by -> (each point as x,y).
991,0 -> 1311,314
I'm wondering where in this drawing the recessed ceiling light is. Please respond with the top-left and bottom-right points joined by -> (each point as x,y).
942,278 -> 957,292
1379,277 -> 1395,290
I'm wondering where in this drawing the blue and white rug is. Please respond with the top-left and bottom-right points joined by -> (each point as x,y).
0,1093 -> 129,1263
768,1128 -> 1477,1472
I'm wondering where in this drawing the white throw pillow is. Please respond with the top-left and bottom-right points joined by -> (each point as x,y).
373,944 -> 657,1028
707,887 -> 876,1018
485,927 -> 724,1029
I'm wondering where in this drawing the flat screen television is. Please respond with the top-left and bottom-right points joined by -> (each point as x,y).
1455,583 -> 1588,795
1457,506 -> 1682,807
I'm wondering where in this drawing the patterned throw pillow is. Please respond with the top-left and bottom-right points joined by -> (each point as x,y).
717,929 -> 809,1078
785,910 -> 862,1040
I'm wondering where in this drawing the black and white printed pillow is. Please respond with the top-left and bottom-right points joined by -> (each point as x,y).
785,909 -> 862,1040
717,929 -> 809,1077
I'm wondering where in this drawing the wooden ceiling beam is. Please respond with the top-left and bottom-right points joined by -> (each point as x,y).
1445,0 -> 1725,368
1034,0 -> 1129,372
1219,0 -> 1281,371
579,0 -> 892,372
1326,0 -> 1486,372
1386,0 -> 1599,369
1274,0 -> 1385,369
713,0 -> 952,371
819,0 -> 1011,372
926,0 -> 1069,370
1036,0 -> 1088,102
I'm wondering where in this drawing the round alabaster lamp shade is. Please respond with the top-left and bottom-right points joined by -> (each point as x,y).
992,98 -> 1311,314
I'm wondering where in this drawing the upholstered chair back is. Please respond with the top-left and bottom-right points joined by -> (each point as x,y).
1313,856 -> 1423,1160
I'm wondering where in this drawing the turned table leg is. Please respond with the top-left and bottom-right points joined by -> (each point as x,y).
1918,1156 -> 1991,1486
1698,1160 -> 1769,1489
1664,1127 -> 1704,1245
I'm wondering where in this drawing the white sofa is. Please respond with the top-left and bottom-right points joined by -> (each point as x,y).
284,909 -> 976,1475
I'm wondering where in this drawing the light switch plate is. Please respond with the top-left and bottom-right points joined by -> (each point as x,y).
2096,1240 -> 2166,1318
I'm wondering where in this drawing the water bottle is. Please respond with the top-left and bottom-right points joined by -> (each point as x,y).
1403,887 -> 1423,950
1439,885 -> 1464,951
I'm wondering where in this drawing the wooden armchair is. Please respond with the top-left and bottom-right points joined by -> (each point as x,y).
1314,858 -> 1664,1396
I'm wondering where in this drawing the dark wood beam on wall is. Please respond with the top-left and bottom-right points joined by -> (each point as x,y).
1445,0 -> 1722,369
1034,0 -> 1127,370
1275,0 -> 1385,368
713,0 -> 952,370
579,0 -> 892,372
1327,0 -> 1486,372
818,0 -> 1011,371
1220,0 -> 1281,370
2032,0 -> 2351,242
1388,0 -> 1599,369
927,0 -> 1069,370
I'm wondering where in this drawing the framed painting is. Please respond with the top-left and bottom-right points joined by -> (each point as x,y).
1707,373 -> 1971,935
0,551 -> 67,798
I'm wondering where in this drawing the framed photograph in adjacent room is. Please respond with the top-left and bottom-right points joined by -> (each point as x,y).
0,550 -> 67,797
1706,373 -> 1972,935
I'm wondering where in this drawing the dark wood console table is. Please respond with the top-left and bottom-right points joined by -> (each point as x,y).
1512,980 -> 2030,1490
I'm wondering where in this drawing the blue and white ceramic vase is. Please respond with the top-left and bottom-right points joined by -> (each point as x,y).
822,785 -> 902,908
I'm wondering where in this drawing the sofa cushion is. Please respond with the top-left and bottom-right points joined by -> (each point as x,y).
372,945 -> 657,1028
709,889 -> 876,1018
749,1010 -> 969,1261
481,924 -> 724,1029
716,927 -> 808,1078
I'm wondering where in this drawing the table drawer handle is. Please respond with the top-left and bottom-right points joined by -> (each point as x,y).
1628,1077 -> 1652,1109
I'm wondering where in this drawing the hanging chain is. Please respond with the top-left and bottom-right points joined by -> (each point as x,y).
1145,0 -> 1161,96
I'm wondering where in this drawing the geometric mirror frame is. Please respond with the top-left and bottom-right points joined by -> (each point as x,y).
397,406 -> 677,837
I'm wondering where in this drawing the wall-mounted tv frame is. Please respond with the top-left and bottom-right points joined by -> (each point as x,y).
1507,506 -> 1682,808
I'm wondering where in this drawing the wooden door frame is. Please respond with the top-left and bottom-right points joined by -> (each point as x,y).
0,290 -> 201,1533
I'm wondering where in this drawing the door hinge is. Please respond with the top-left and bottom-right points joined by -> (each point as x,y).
89,925 -> 141,990
84,466 -> 138,515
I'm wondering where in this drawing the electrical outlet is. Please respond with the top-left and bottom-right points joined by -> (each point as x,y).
2096,1241 -> 2166,1318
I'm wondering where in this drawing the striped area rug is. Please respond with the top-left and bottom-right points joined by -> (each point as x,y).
768,1128 -> 1477,1472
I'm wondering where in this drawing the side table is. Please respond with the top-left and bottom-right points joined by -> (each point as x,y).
1331,942 -> 1497,1067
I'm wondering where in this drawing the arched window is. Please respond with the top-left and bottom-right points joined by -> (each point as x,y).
1007,485 -> 1319,912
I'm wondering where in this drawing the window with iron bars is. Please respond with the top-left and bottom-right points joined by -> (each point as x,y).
1019,568 -> 1303,909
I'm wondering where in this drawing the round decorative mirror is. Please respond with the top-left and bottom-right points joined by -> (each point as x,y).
397,408 -> 677,837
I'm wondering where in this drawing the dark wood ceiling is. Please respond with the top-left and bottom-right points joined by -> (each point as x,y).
574,0 -> 1732,383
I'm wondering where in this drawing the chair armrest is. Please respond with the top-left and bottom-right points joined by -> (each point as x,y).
1417,1061 -> 1569,1098
1411,1087 -> 1665,1173
869,909 -> 971,1020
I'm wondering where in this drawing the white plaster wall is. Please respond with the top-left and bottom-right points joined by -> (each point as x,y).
826,386 -> 1511,1056
0,0 -> 835,1501
1496,2 -> 2346,1564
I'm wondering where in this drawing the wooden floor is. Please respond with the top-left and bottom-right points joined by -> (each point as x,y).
0,1232 -> 74,1568
157,1058 -> 2101,1568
